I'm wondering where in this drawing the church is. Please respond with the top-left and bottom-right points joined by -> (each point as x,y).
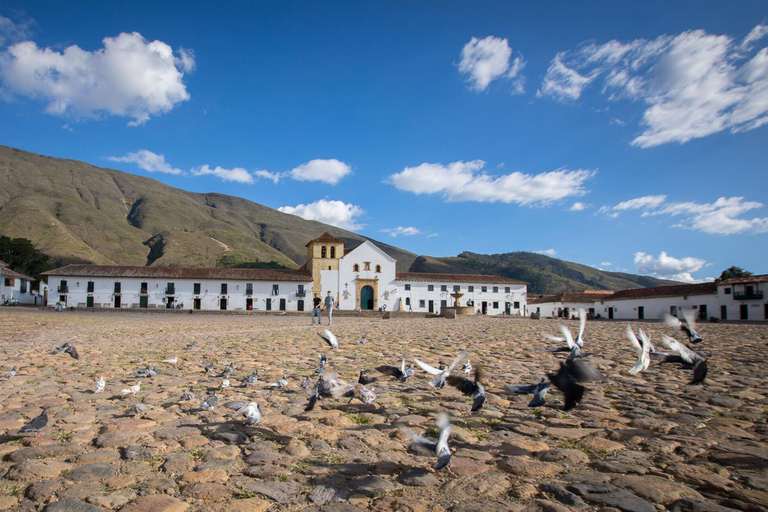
42,232 -> 528,315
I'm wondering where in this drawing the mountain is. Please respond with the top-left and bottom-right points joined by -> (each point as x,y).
0,145 -> 418,271
409,252 -> 679,294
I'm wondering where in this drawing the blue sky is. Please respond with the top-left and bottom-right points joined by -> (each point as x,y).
1,1 -> 767,282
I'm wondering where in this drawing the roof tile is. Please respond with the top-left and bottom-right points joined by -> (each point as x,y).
42,264 -> 312,282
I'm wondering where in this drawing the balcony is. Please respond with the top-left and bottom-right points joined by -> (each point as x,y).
295,291 -> 306,298
246,290 -> 253,296
57,286 -> 69,293
734,291 -> 763,300
165,288 -> 175,295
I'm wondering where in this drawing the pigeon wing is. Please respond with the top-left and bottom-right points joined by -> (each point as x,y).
661,334 -> 700,364
445,350 -> 470,374
413,359 -> 442,375
691,359 -> 708,384
577,309 -> 586,346
223,400 -> 248,410
559,325 -> 575,350
376,365 -> 404,379
445,375 -> 477,396
568,359 -> 605,382
625,325 -> 641,353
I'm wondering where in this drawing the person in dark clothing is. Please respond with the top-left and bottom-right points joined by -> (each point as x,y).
311,293 -> 322,325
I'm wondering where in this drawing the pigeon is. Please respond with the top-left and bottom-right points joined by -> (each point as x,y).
201,391 -> 219,411
19,409 -> 48,434
400,412 -> 454,474
269,374 -> 289,389
162,356 -> 178,364
376,359 -> 414,382
506,378 -> 551,407
545,309 -> 587,357
305,377 -> 322,411
50,342 -> 71,355
658,334 -> 708,384
95,376 -> 106,394
180,387 -> 196,401
341,382 -> 377,405
319,329 -> 339,349
220,378 -> 230,389
64,344 -> 80,360
358,370 -> 378,385
220,363 -> 234,378
244,370 -> 260,387
130,397 -> 150,416
121,383 -> 141,396
135,366 -> 157,378
665,311 -> 703,344
204,361 -> 215,373
301,376 -> 312,389
234,402 -> 262,425
304,372 -> 346,411
626,325 -> 653,375
462,359 -> 472,376
548,358 -> 604,411
314,354 -> 327,376
358,334 -> 368,344
414,350 -> 469,388
4,366 -> 17,379
185,341 -> 196,350
446,367 -> 486,412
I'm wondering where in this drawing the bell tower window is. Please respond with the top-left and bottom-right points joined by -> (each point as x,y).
321,246 -> 327,258
330,246 -> 336,258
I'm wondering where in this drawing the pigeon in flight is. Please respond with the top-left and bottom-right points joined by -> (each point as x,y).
446,367 -> 486,412
545,308 -> 587,357
626,325 -> 653,375
400,412 -> 454,475
50,343 -> 70,355
95,376 -> 106,394
121,383 -> 141,396
548,358 -> 604,411
462,359 -> 472,376
358,370 -> 378,386
244,370 -> 260,387
665,311 -> 703,344
314,354 -> 327,376
376,359 -> 414,382
506,378 -> 551,407
64,344 -> 80,360
19,409 -> 48,435
201,391 -> 219,411
319,329 -> 339,349
234,402 -> 262,425
4,366 -> 17,379
304,372 -> 345,411
414,350 -> 469,388
342,382 -> 377,405
657,334 -> 708,384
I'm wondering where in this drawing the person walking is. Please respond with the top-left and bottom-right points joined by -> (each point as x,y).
311,293 -> 322,325
324,291 -> 335,326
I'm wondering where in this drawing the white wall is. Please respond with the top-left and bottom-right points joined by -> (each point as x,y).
600,294 -> 722,321
398,281 -> 526,316
528,301 -> 596,318
337,241 -> 397,311
1,276 -> 36,304
717,282 -> 768,321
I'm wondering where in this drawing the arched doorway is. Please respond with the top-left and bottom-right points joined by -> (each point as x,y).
360,285 -> 374,310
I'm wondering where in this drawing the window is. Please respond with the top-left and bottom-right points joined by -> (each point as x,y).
166,283 -> 175,295
3,278 -> 12,286
193,283 -> 201,295
87,281 -> 95,293
514,301 -> 520,309
404,284 -> 411,291
493,286 -> 499,293
493,301 -> 499,309
298,284 -> 304,294
427,285 -> 434,292
419,300 -> 426,308
453,285 -> 460,292
114,282 -> 121,294
405,297 -> 410,306
724,287 -> 731,294
375,265 -> 381,273
20,281 -> 27,293
321,246 -> 327,258
58,280 -> 67,293
353,264 -> 360,272
272,284 -> 279,295
140,282 -> 147,294
246,283 -> 253,295
505,287 -> 511,293
440,285 -> 447,292
468,286 -> 474,292
440,300 -> 447,307
364,262 -> 371,271
481,286 -> 487,293
221,283 -> 228,295
670,305 -> 678,316
330,246 -> 336,258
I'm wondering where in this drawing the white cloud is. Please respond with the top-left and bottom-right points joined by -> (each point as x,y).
108,149 -> 183,175
289,159 -> 351,185
600,194 -> 768,235
380,226 -> 420,237
535,249 -> 557,257
0,14 -> 32,48
634,251 -> 709,282
600,262 -> 612,267
458,36 -> 525,93
191,165 -> 254,184
570,202 -> 590,211
253,169 -> 282,184
539,24 -> 768,147
389,160 -> 594,205
278,199 -> 364,230
0,31 -> 193,125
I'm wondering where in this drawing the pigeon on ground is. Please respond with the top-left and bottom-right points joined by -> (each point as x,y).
301,376 -> 312,389
400,412 -> 454,474
305,377 -> 323,412
185,341 -> 196,350
665,311 -> 703,344
95,376 -> 105,393
244,370 -> 260,387
626,325 -> 653,375
201,391 -> 219,411
204,361 -> 215,373
358,370 -> 378,385
548,358 -> 604,411
19,410 -> 48,434
130,397 -> 150,416
220,378 -> 230,389
446,367 -> 486,412
376,359 -> 414,382
4,366 -> 17,379
358,334 -> 368,344
414,350 -> 469,388
658,334 -> 708,384
64,344 -> 80,360
314,354 -> 327,376
269,374 -> 289,389
462,359 -> 472,376
220,363 -> 234,378
135,366 -> 157,378
319,329 -> 339,349
235,402 -> 262,425
121,383 -> 141,396
162,356 -> 178,364
180,387 -> 196,401
304,372 -> 345,411
506,378 -> 551,407
341,382 -> 376,405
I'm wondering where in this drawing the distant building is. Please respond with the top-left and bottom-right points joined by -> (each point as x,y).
527,291 -> 614,318
41,232 -> 528,315
0,260 -> 37,305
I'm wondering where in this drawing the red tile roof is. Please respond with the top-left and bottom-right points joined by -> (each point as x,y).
305,231 -> 346,247
528,291 -> 614,304
42,265 -> 312,282
607,282 -> 717,301
1,267 -> 34,281
0,260 -> 8,267
718,274 -> 768,285
396,272 -> 526,285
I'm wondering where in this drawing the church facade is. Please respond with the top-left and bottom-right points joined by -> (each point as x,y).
42,232 -> 528,315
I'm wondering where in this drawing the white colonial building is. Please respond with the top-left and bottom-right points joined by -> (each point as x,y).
0,260 -> 37,305
42,232 -> 528,315
527,291 -> 614,319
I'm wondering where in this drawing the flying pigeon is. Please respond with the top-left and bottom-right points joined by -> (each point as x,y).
506,378 -> 551,407
64,344 -> 80,360
304,372 -> 344,411
319,329 -> 339,349
358,370 -> 378,385
658,334 -> 708,384
95,376 -> 105,394
446,367 -> 486,412
548,358 -> 604,411
201,391 -> 219,411
400,412 -> 454,474
314,354 -> 327,376
121,383 -> 141,396
180,387 -> 196,401
19,409 -> 48,434
50,343 -> 70,355
376,359 -> 414,382
462,359 -> 472,376
341,382 -> 377,405
665,311 -> 703,344
414,350 -> 469,388
235,402 -> 262,425
626,325 -> 653,375
545,309 -> 587,356
244,370 -> 260,387
4,366 -> 17,379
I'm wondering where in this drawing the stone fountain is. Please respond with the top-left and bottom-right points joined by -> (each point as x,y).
441,290 -> 474,318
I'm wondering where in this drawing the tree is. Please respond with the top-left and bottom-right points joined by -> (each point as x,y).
717,266 -> 752,282
0,236 -> 52,284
